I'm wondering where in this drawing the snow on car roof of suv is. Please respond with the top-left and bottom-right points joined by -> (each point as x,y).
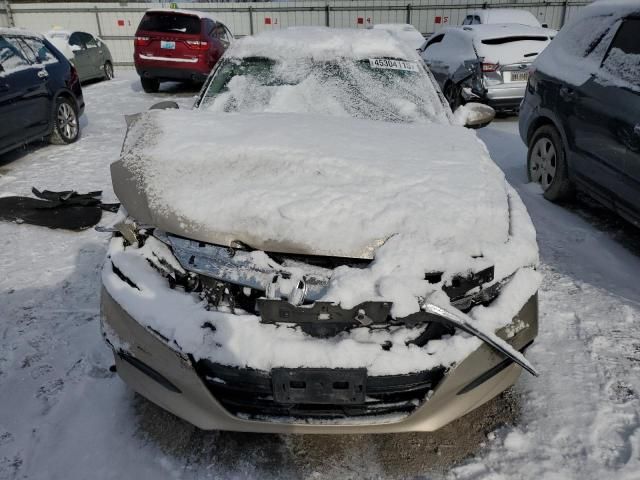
227,27 -> 418,62
472,8 -> 541,27
144,8 -> 219,22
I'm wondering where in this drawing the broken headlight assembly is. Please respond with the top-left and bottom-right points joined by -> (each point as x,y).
106,221 -> 537,376
109,221 -> 507,320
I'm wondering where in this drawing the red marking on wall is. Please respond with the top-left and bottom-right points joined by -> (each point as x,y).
264,17 -> 272,25
434,16 -> 442,24
357,17 -> 364,24
117,19 -> 125,27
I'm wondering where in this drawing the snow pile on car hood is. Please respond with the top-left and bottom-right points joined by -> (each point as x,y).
114,110 -> 538,317
227,27 -> 419,63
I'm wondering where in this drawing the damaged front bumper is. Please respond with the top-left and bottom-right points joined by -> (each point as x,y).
102,288 -> 537,432
100,229 -> 539,433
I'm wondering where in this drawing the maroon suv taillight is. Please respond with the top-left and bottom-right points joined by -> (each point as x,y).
185,40 -> 209,50
134,36 -> 151,47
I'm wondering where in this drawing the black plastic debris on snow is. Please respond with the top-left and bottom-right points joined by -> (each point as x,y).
0,187 -> 120,231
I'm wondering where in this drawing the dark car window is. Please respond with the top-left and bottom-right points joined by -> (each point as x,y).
481,35 -> 549,45
212,23 -> 230,45
424,33 -> 444,50
224,26 -> 234,42
601,18 -> 640,86
473,16 -> 481,24
69,32 -> 85,49
557,15 -> 616,58
138,12 -> 201,34
0,36 -> 31,73
606,18 -> 640,56
462,16 -> 472,25
80,32 -> 98,48
19,37 -> 58,64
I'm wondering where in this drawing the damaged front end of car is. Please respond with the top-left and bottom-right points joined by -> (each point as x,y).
100,218 -> 538,433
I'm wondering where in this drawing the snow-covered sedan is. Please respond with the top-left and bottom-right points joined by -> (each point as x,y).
101,27 -> 541,433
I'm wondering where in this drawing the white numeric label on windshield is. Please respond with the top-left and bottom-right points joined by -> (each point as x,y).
369,58 -> 419,72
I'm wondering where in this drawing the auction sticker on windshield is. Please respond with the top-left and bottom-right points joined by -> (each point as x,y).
369,59 -> 419,72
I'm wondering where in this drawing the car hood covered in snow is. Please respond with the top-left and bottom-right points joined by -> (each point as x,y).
112,110 -> 538,314
115,110 -> 509,255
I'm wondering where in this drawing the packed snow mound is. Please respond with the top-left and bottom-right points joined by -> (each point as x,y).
227,27 -> 419,63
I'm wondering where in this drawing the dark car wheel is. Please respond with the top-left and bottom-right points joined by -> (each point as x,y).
527,125 -> 573,201
141,77 -> 160,93
49,97 -> 80,145
104,61 -> 114,80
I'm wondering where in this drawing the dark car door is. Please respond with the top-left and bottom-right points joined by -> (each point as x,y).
420,33 -> 447,85
569,18 -> 640,214
79,32 -> 102,78
0,36 -> 50,152
599,18 -> 640,217
69,32 -> 91,81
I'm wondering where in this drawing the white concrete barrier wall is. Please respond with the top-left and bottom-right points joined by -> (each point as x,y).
1,1 -> 589,68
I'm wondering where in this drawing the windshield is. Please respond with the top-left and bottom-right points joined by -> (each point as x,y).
138,13 -> 201,34
198,56 -> 450,124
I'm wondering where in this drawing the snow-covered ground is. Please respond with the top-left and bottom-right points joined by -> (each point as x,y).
0,71 -> 639,479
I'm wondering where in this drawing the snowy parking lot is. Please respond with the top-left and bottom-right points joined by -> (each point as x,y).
0,72 -> 639,479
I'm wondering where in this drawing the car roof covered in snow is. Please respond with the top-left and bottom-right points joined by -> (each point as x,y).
467,8 -> 542,27
457,23 -> 554,40
0,27 -> 43,38
226,27 -> 419,62
144,8 -> 219,23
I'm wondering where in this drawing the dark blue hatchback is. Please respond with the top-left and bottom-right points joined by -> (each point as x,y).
519,1 -> 640,226
0,28 -> 85,156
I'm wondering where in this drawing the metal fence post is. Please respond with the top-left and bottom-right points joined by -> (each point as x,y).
325,3 -> 330,27
3,0 -> 15,27
248,6 -> 254,35
406,3 -> 412,25
560,0 -> 569,27
94,6 -> 103,37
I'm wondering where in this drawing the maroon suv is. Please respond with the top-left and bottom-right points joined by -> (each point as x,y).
134,9 -> 233,93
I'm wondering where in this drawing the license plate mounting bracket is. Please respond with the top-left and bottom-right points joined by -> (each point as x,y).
272,368 -> 367,404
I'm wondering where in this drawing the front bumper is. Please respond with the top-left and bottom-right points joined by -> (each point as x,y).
101,286 -> 537,433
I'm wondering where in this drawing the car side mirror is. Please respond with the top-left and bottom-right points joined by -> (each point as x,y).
541,23 -> 549,28
149,101 -> 179,110
453,102 -> 495,129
